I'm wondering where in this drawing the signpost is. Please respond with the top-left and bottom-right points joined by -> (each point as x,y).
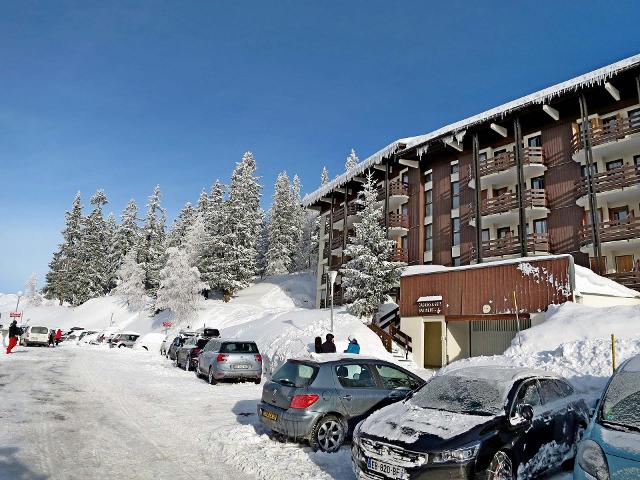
417,296 -> 443,315
162,321 -> 173,334
9,312 -> 22,318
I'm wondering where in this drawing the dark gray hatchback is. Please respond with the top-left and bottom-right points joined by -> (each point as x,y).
258,354 -> 425,452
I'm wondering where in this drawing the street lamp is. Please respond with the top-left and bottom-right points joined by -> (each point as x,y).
328,271 -> 338,332
15,291 -> 23,311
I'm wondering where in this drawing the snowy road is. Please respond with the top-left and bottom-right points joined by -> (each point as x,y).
0,346 -> 571,480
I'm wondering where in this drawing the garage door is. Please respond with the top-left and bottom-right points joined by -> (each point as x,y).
470,319 -> 531,357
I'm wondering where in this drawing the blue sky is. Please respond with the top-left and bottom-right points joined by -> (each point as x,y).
0,1 -> 639,293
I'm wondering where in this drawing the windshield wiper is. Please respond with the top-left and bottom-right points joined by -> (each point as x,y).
600,419 -> 640,433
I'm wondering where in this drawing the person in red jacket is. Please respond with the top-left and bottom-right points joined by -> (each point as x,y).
6,320 -> 19,354
55,328 -> 62,346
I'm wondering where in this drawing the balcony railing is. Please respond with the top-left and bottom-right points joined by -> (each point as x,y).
470,189 -> 547,219
330,235 -> 343,250
606,271 -> 640,292
571,113 -> 640,154
332,204 -> 361,224
471,233 -> 550,258
575,164 -> 640,197
388,213 -> 409,229
390,247 -> 408,263
580,217 -> 640,247
472,147 -> 545,178
377,180 -> 409,200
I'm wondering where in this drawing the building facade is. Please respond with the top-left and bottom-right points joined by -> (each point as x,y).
304,54 -> 640,310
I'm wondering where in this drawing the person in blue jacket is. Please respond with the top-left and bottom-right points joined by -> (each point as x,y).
344,336 -> 360,354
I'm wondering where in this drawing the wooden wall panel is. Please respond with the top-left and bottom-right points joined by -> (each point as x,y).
407,166 -> 424,265
431,156 -> 453,266
542,122 -> 584,253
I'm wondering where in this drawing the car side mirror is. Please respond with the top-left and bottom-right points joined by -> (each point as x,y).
518,404 -> 534,422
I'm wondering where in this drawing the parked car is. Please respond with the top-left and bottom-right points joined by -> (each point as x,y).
258,355 -> 425,452
351,365 -> 589,479
160,334 -> 174,356
166,330 -> 196,359
575,354 -> 640,480
196,339 -> 262,385
109,332 -> 141,348
77,330 -> 97,342
175,337 -> 211,371
20,326 -> 51,346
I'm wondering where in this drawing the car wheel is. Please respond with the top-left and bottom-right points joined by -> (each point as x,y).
310,415 -> 345,453
208,368 -> 217,385
174,355 -> 180,368
184,356 -> 191,371
487,450 -> 515,480
118,344 -> 125,348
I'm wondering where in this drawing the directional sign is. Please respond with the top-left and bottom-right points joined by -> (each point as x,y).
10,312 -> 22,318
162,321 -> 173,328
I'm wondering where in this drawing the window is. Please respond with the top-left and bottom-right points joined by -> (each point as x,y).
530,176 -> 545,190
634,155 -> 640,167
452,218 -> 461,246
273,361 -> 318,388
452,256 -> 461,267
425,224 -> 433,251
581,164 -> 598,177
335,364 -> 377,389
539,379 -> 564,404
478,152 -> 487,165
497,227 -> 511,239
527,135 -> 542,148
451,181 -> 460,210
425,189 -> 433,217
554,380 -> 574,397
590,256 -> 607,272
601,115 -> 619,131
494,148 -> 507,157
533,219 -> 548,235
606,159 -> 624,171
374,364 -> 421,390
481,229 -> 490,242
402,173 -> 409,184
424,169 -> 433,184
512,380 -> 542,415
629,108 -> 640,128
220,342 -> 258,353
451,161 -> 459,175
610,206 -> 629,221
494,187 -> 508,197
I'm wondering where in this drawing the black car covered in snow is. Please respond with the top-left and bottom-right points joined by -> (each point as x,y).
351,366 -> 589,480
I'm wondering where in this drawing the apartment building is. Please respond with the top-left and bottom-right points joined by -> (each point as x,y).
303,53 -> 640,309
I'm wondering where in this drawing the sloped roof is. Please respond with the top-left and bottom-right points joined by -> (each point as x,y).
303,53 -> 640,207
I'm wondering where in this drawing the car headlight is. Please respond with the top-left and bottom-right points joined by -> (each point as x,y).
577,439 -> 609,480
431,443 -> 480,464
352,420 -> 364,443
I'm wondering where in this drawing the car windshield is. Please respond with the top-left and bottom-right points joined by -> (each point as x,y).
32,327 -> 48,334
220,342 -> 258,353
601,367 -> 640,431
410,374 -> 508,415
272,361 -> 318,388
196,339 -> 209,348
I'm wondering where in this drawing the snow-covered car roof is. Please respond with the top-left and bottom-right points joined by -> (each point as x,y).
114,331 -> 141,336
443,365 -> 561,383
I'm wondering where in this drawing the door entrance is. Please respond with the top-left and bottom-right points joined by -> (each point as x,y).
615,255 -> 634,273
423,322 -> 442,368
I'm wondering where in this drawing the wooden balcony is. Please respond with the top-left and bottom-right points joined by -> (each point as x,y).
571,113 -> 640,154
330,235 -> 343,250
390,247 -> 408,263
475,147 -> 544,178
575,164 -> 640,197
580,217 -> 640,247
471,233 -> 550,258
606,271 -> 640,292
377,180 -> 409,201
471,189 -> 547,219
388,213 -> 409,229
332,204 -> 361,224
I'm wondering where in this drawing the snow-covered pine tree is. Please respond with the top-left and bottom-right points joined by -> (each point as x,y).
266,172 -> 294,275
24,273 -> 42,306
167,202 -> 195,248
155,247 -> 207,325
344,148 -> 359,171
222,152 -> 262,295
75,190 -> 110,303
300,210 -> 320,271
183,211 -> 207,269
199,181 -> 229,294
113,250 -> 147,309
290,175 -> 310,272
44,192 -> 84,304
105,212 -> 120,292
320,167 -> 329,186
341,172 -> 406,319
138,185 -> 167,295
255,209 -> 268,278
117,199 -> 141,259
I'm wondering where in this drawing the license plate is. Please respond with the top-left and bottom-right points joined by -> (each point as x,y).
367,458 -> 405,479
233,364 -> 250,369
261,409 -> 278,421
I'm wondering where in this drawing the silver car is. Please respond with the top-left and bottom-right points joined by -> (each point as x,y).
109,332 -> 140,348
258,355 -> 425,452
196,339 -> 262,385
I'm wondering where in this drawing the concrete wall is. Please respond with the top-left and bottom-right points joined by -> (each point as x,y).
400,316 -> 424,368
576,294 -> 640,307
446,321 -> 470,363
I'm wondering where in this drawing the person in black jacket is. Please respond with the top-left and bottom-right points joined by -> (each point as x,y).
6,320 -> 19,354
321,333 -> 336,353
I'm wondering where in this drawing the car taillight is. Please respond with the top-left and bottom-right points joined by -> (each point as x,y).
290,394 -> 319,409
255,354 -> 262,362
216,354 -> 228,362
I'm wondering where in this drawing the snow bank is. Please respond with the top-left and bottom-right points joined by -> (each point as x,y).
574,265 -> 640,298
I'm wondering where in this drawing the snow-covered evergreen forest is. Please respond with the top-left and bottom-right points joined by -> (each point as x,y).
43,152 -> 318,313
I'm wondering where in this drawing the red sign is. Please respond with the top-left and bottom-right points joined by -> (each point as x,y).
162,321 -> 173,328
10,312 -> 22,318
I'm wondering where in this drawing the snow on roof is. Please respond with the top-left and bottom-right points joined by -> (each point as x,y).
401,254 -> 572,277
417,295 -> 442,302
444,365 -> 560,382
574,265 -> 640,298
302,53 -> 640,207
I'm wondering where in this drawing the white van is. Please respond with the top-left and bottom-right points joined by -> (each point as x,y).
21,326 -> 50,346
